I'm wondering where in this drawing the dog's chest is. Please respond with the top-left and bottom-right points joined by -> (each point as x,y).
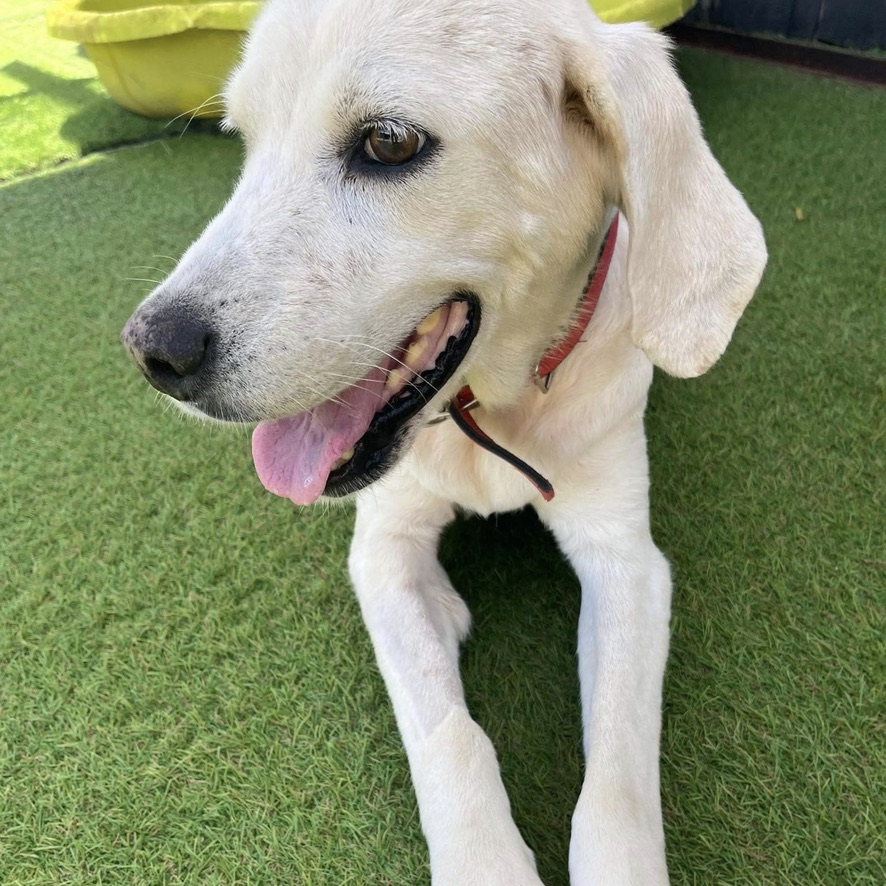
404,416 -> 541,515
400,385 -> 588,515
401,429 -> 533,515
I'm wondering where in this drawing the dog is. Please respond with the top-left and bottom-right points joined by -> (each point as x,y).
121,0 -> 766,882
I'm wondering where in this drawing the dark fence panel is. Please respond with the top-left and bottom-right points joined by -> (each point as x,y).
685,0 -> 886,51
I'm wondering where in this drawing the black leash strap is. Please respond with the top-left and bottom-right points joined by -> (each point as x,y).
448,388 -> 555,501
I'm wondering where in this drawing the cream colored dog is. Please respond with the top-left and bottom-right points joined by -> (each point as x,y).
122,0 -> 766,882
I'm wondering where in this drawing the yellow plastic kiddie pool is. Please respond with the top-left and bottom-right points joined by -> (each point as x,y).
46,0 -> 694,119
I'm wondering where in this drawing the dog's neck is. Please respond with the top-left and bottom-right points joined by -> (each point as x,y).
463,206 -> 621,412
446,213 -> 620,501
534,213 -> 619,386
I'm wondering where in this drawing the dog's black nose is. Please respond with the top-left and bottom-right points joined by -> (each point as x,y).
122,304 -> 213,400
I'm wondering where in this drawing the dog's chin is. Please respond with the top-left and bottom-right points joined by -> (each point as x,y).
320,417 -> 420,500
321,297 -> 480,499
184,399 -> 427,501
174,400 -> 241,423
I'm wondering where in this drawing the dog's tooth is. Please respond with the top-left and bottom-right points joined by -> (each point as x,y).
331,450 -> 354,470
449,300 -> 468,330
405,337 -> 429,369
416,307 -> 444,336
385,367 -> 405,391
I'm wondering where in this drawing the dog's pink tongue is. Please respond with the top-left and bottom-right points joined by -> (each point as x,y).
251,369 -> 386,505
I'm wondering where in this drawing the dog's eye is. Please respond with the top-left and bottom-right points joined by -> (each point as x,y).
363,123 -> 426,165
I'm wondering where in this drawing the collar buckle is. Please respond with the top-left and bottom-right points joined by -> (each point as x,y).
532,364 -> 554,393
426,394 -> 479,425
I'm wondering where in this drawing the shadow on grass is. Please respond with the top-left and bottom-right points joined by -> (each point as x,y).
0,59 -> 205,168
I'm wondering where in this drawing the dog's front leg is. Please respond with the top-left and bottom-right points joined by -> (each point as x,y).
349,484 -> 544,886
537,425 -> 672,886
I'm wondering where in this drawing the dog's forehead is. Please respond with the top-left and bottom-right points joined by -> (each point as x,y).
226,0 -> 561,134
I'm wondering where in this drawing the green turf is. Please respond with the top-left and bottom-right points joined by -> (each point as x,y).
0,1 -> 204,181
1,17 -> 884,886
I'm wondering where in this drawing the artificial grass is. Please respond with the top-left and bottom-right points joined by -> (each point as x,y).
0,1 -> 205,181
1,24 -> 884,886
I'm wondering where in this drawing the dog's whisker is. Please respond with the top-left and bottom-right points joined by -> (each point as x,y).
321,372 -> 379,391
167,93 -> 225,135
125,276 -> 165,286
314,338 -> 444,397
325,370 -> 433,401
131,265 -> 172,277
320,372 -> 416,402
297,378 -> 350,410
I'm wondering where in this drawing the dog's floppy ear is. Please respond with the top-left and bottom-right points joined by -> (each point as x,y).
566,21 -> 767,377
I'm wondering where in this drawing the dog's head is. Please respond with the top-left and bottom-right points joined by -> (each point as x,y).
122,0 -> 765,503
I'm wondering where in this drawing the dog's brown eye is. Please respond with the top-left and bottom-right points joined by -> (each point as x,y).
363,124 -> 425,165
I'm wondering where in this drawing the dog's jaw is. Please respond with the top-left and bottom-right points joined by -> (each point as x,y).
251,297 -> 479,504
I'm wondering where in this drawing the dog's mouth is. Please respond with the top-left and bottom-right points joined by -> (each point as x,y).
251,295 -> 479,504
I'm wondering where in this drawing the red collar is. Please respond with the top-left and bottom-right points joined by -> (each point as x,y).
447,215 -> 619,502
